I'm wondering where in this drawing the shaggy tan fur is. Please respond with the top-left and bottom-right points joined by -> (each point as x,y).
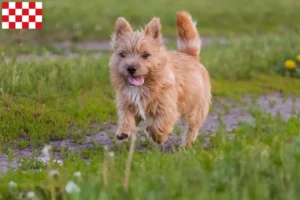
108,11 -> 212,147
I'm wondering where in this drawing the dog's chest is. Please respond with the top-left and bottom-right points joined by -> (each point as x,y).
124,87 -> 146,120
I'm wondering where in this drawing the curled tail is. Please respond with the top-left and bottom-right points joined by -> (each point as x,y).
176,11 -> 201,58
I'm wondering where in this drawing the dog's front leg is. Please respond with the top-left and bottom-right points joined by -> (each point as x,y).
115,102 -> 136,140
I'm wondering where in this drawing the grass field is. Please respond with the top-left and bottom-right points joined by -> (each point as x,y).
1,0 -> 300,199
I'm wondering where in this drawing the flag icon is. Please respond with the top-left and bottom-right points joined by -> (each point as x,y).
2,2 -> 42,29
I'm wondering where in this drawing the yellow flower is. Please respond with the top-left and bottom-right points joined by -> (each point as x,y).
297,55 -> 300,62
285,60 -> 296,69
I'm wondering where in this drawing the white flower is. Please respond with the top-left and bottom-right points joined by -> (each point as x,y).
38,156 -> 49,163
54,159 -> 63,165
65,181 -> 80,193
41,145 -> 52,158
108,152 -> 115,158
104,145 -> 109,151
8,181 -> 17,188
38,157 -> 63,166
73,171 -> 81,178
27,191 -> 36,198
48,169 -> 59,177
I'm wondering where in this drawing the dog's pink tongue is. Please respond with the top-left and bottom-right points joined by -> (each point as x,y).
128,76 -> 144,86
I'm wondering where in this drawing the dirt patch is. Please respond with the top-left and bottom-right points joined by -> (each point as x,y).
1,92 -> 299,174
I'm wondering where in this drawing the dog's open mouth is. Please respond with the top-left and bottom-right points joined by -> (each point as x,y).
128,76 -> 144,86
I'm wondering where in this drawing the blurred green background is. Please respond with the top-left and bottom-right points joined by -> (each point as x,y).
1,0 -> 300,44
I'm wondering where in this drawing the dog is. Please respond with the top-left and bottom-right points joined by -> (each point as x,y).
108,11 -> 211,147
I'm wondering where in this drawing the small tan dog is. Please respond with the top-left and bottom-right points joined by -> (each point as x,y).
108,11 -> 211,147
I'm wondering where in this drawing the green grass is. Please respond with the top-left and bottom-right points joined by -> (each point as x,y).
1,0 -> 300,43
201,32 -> 300,80
0,55 -> 117,148
0,111 -> 300,199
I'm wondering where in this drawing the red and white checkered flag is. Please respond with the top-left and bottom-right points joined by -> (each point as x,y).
2,2 -> 42,29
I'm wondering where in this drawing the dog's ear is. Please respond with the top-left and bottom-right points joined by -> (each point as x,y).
115,17 -> 132,37
145,18 -> 161,42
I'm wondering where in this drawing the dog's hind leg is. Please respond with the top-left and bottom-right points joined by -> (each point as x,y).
146,105 -> 178,144
182,111 -> 205,148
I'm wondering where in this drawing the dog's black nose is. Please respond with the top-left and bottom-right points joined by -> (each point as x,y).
127,66 -> 136,75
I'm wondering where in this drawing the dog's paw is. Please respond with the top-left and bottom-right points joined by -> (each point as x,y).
116,133 -> 129,140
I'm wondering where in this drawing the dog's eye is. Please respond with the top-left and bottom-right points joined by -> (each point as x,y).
119,52 -> 126,58
142,53 -> 150,59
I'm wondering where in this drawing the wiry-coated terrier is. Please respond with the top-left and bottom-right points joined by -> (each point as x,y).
108,11 -> 212,147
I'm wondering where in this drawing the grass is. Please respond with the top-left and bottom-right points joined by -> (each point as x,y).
0,54 -> 115,148
0,111 -> 300,199
1,0 -> 300,43
1,0 -> 300,199
201,32 -> 300,80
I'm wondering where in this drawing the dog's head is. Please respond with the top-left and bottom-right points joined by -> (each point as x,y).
109,17 -> 167,87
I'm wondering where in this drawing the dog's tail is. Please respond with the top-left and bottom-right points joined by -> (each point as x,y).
176,11 -> 201,58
